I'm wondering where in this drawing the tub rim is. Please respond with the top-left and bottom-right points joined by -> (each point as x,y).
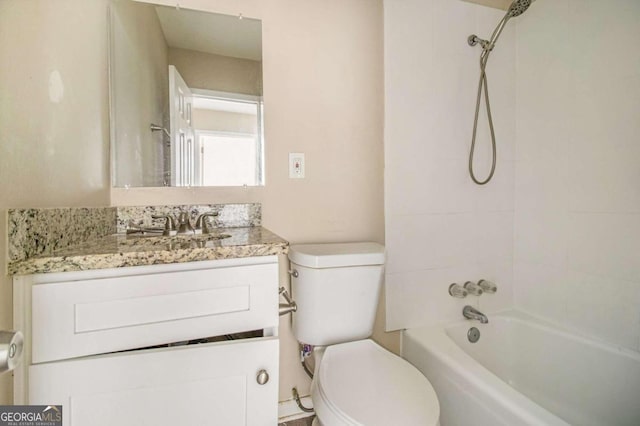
402,309 -> 578,426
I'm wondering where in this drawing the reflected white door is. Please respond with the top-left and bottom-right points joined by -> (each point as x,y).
169,65 -> 195,186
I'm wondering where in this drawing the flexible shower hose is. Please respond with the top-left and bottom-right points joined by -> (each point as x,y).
469,49 -> 497,185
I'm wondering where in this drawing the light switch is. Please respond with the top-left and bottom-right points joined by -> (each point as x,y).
289,153 -> 305,178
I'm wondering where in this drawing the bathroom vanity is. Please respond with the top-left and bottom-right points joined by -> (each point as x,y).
8,205 -> 288,426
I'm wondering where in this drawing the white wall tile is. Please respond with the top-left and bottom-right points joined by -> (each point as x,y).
386,267 -> 479,331
514,69 -> 570,163
430,56 -> 477,161
384,0 -> 516,330
513,0 -> 640,353
564,270 -> 640,350
386,261 -> 513,332
385,0 -> 639,356
513,262 -> 568,324
384,0 -> 435,60
568,0 -> 640,85
433,0 -> 477,60
385,158 -> 476,216
514,0 -> 570,163
567,77 -> 640,214
515,157 -> 568,213
386,213 -> 476,274
514,209 -> 568,267
476,260 -> 514,314
566,213 -> 640,283
474,160 -> 515,212
473,212 -> 514,264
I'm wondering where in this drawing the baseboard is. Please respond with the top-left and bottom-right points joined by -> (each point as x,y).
278,395 -> 315,422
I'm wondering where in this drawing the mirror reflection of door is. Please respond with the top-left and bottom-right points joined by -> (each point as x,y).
109,0 -> 263,188
169,66 -> 194,186
169,70 -> 263,187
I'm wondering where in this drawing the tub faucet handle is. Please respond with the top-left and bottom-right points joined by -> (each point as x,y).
478,279 -> 497,294
449,283 -> 468,298
464,281 -> 483,296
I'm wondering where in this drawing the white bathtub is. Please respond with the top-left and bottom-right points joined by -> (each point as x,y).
403,310 -> 640,426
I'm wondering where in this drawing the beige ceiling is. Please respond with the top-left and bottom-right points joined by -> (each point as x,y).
460,0 -> 512,10
155,5 -> 262,61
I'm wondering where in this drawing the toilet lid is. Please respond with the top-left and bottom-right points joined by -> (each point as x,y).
315,340 -> 440,426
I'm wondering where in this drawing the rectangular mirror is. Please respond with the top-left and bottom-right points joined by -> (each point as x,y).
109,0 -> 263,188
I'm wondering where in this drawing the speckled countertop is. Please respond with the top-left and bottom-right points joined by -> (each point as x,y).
8,227 -> 289,276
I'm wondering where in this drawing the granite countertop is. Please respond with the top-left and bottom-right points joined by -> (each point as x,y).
8,227 -> 289,276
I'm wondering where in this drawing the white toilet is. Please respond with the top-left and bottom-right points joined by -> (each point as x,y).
289,242 -> 440,426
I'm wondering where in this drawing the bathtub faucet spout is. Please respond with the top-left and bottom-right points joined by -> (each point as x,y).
463,305 -> 488,324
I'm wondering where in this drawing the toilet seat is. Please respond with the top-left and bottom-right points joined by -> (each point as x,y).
312,339 -> 440,426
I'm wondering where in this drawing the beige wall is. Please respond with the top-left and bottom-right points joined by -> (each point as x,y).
169,47 -> 262,96
0,0 -> 111,402
118,0 -> 391,402
1,0 -> 391,406
461,0 -> 511,10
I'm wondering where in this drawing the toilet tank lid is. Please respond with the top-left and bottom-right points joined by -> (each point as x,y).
288,242 -> 385,268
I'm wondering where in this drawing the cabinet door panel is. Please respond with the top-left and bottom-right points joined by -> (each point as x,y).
31,262 -> 278,363
29,338 -> 278,426
73,375 -> 246,426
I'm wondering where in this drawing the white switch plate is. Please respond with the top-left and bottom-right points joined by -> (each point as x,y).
289,153 -> 305,178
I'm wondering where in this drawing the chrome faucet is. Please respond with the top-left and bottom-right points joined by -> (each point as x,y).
150,215 -> 177,236
194,212 -> 219,234
463,305 -> 488,324
177,212 -> 195,235
174,211 -> 220,235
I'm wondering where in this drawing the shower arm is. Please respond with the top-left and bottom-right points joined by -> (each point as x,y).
470,12 -> 511,70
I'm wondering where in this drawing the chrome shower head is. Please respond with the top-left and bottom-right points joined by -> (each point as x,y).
507,0 -> 532,18
468,0 -> 533,50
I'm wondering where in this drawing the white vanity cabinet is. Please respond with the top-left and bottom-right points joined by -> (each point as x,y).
13,256 -> 280,426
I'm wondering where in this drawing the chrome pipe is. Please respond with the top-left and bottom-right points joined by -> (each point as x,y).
150,123 -> 171,139
279,287 -> 297,316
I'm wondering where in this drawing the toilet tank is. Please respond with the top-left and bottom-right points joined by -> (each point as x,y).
288,242 -> 385,346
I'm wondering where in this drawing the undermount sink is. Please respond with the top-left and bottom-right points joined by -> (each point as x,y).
118,232 -> 232,249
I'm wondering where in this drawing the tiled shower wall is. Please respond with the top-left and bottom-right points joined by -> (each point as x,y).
384,0 -> 516,330
385,0 -> 640,353
513,0 -> 640,352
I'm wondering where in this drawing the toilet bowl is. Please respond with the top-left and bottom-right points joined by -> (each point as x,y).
311,340 -> 440,426
288,242 -> 440,426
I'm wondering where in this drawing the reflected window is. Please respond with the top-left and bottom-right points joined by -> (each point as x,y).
187,91 -> 263,186
198,133 -> 258,186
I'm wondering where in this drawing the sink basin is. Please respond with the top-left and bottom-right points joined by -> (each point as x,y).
117,232 -> 232,249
